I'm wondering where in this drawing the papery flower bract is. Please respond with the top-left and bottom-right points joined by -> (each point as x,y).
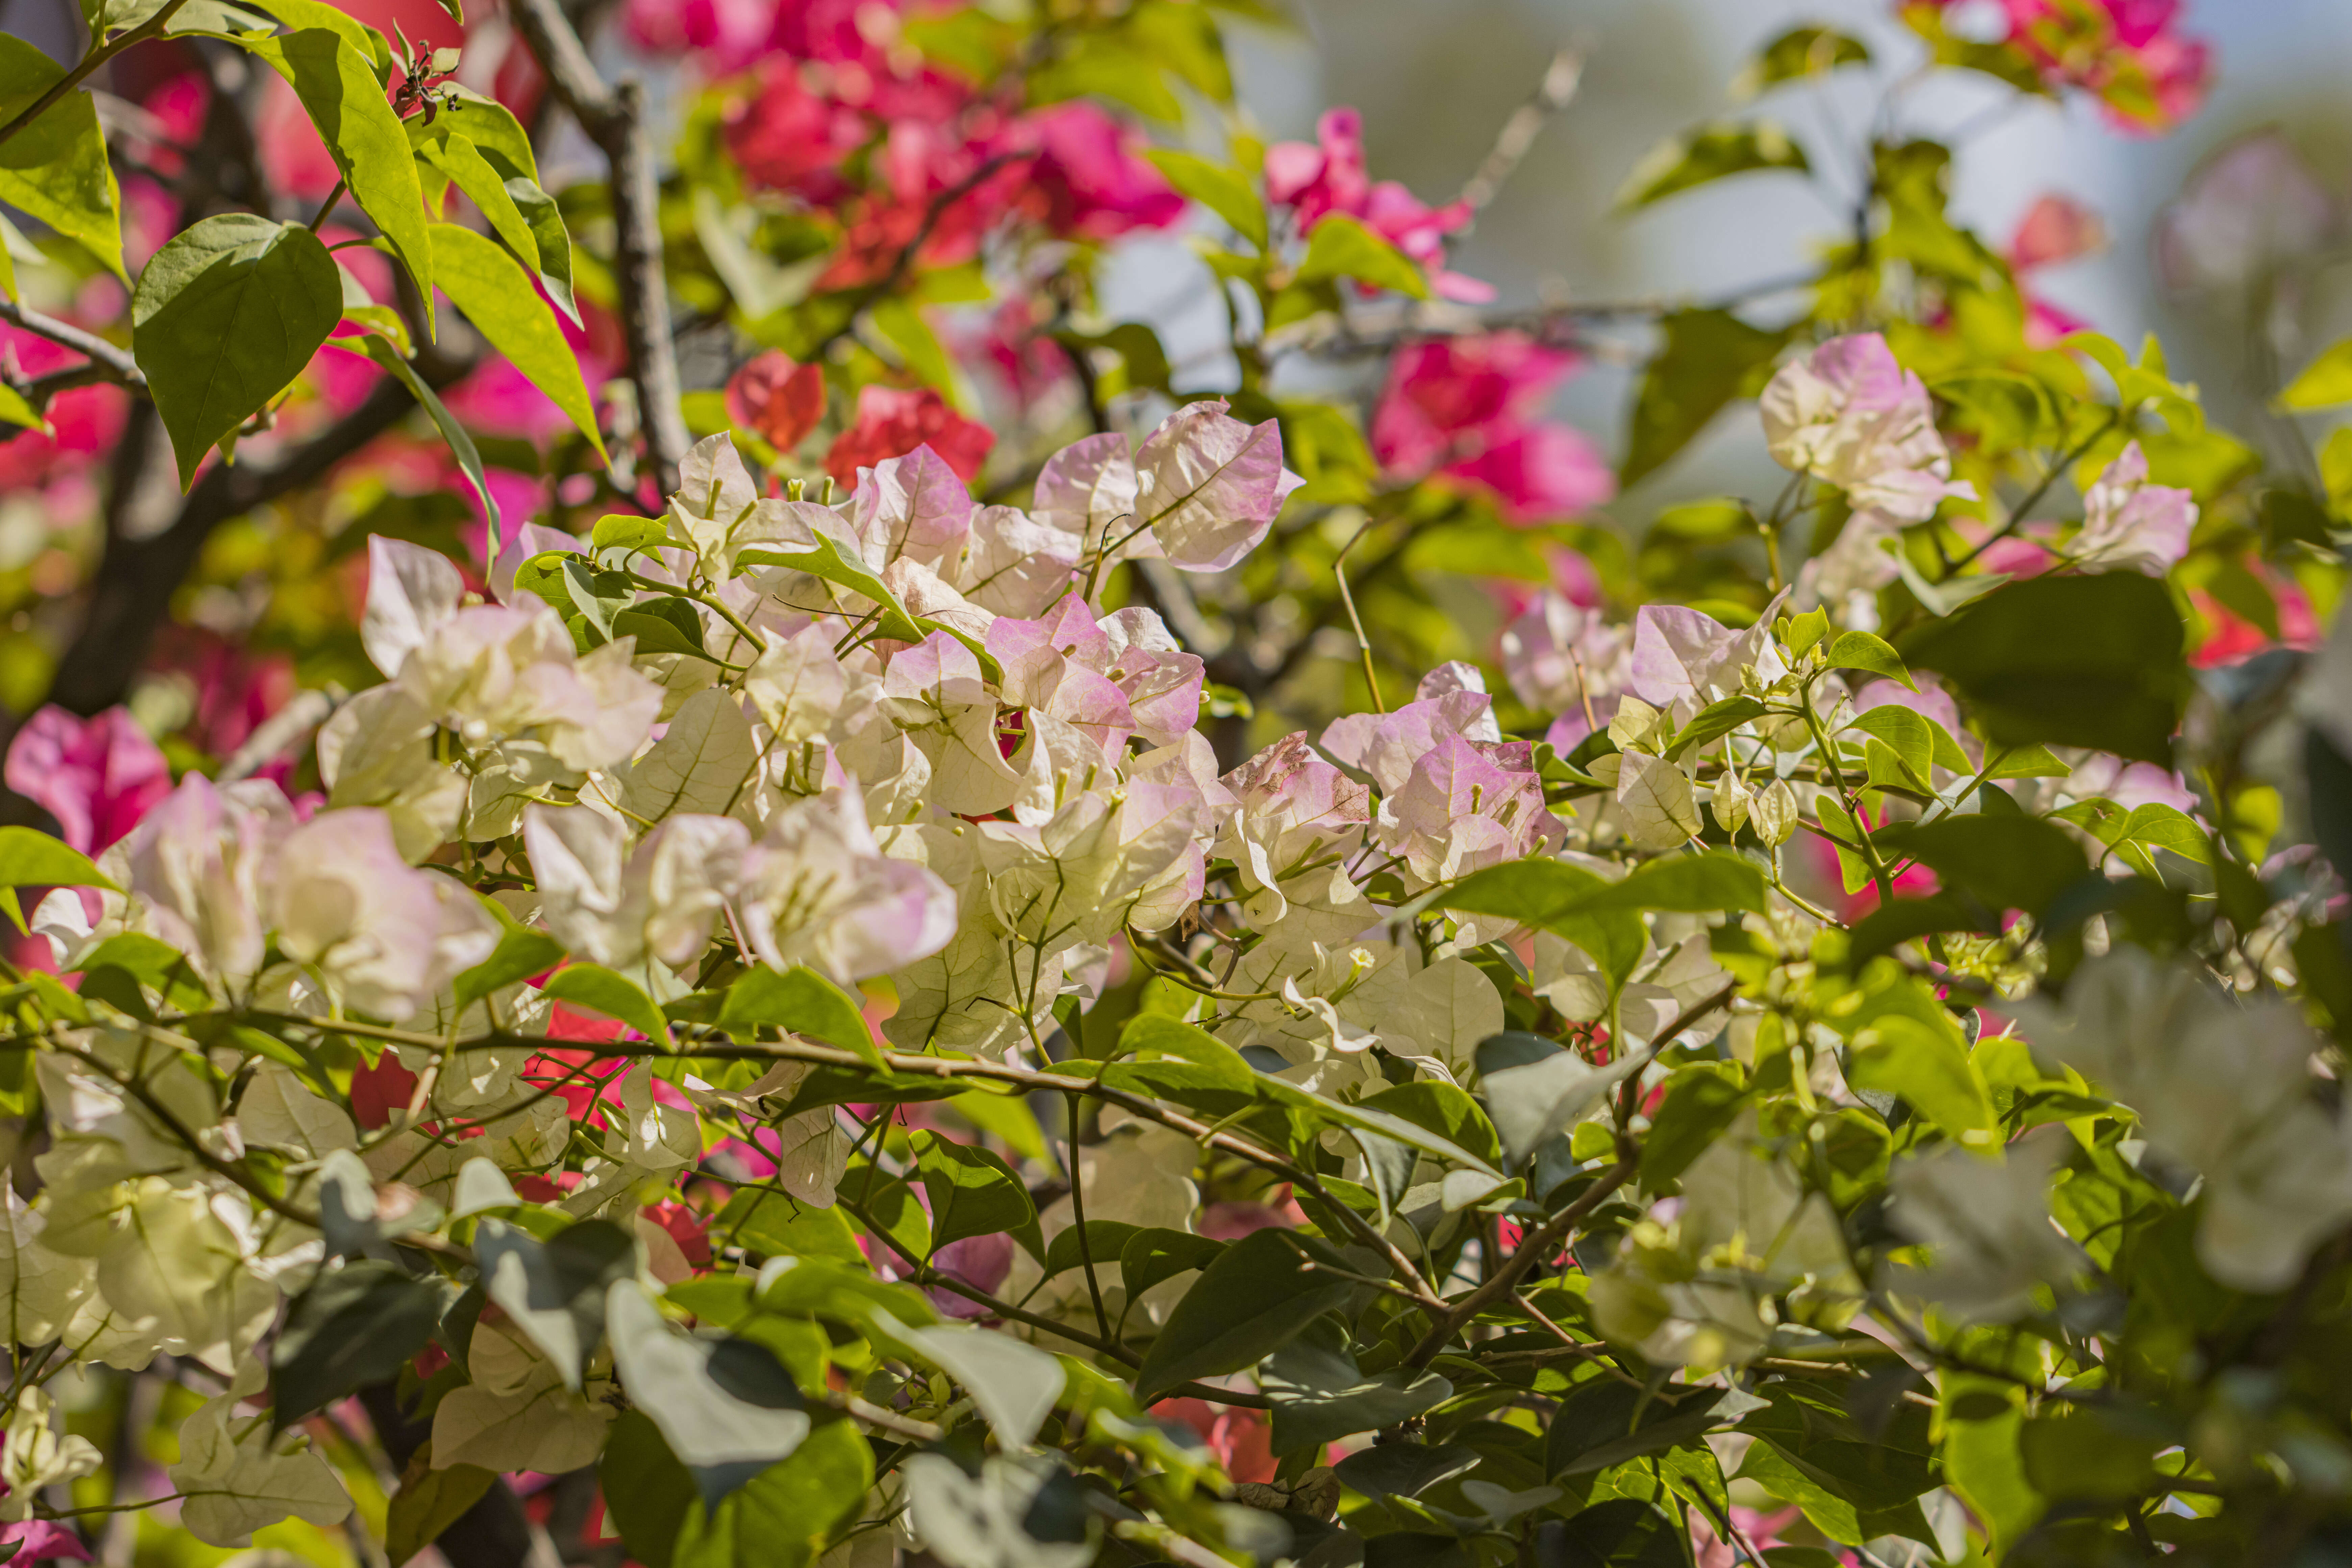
1760,334 -> 1975,522
271,809 -> 500,1022
736,788 -> 958,984
1884,1130 -> 2086,1323
4,705 -> 170,855
2070,440 -> 2195,574
1132,400 -> 1302,573
2155,130 -> 2335,294
116,774 -> 294,995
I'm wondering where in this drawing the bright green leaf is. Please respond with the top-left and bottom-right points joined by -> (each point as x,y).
430,222 -> 607,462
0,36 -> 124,279
1297,213 -> 1428,298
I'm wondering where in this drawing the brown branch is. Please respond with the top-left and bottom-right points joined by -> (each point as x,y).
1404,1156 -> 1636,1369
0,300 -> 145,393
505,0 -> 689,496
40,346 -> 476,720
1457,48 -> 1585,215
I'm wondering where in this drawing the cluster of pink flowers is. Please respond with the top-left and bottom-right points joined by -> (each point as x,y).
1933,0 -> 2212,133
674,0 -> 1182,288
1370,333 -> 1615,524
1263,108 -> 1488,302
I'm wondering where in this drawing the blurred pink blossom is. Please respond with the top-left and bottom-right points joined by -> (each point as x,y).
4,706 -> 171,854
826,387 -> 995,484
1264,107 -> 1486,300
1372,334 -> 1613,522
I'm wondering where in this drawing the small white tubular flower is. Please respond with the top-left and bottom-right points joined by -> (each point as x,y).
272,809 -> 500,1022
1760,334 -> 1975,521
736,788 -> 958,984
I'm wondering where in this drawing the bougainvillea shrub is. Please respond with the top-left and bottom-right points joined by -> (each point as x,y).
8,2 -> 2352,1566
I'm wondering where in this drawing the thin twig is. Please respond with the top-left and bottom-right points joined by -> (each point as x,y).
0,300 -> 145,391
1457,48 -> 1585,215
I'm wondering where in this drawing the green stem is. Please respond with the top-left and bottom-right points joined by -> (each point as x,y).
307,177 -> 349,233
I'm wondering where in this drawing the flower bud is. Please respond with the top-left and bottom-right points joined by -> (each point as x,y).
1711,769 -> 1751,834
1752,779 -> 1800,847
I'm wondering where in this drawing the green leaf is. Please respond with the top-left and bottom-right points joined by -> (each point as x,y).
736,534 -> 924,643
1144,150 -> 1267,249
1639,1062 -> 1746,1192
131,214 -> 342,488
451,926 -> 564,1017
911,1130 -> 1036,1251
1546,1381 -> 1734,1477
474,1217 -> 638,1388
385,1449 -> 496,1567
1666,696 -> 1769,761
716,965 -> 885,1067
1616,121 -> 1810,210
355,335 -> 503,555
1733,25 -> 1870,97
607,1282 -> 810,1479
1115,1227 -> 1224,1301
243,0 -> 392,78
0,826 -> 119,892
600,1411 -> 697,1568
418,131 -> 539,276
1825,630 -> 1913,690
1844,1013 -> 1997,1148
542,963 -> 668,1043
1132,1228 -> 1358,1402
502,175 -> 580,325
1877,814 -> 2090,920
1355,1080 -> 1503,1168
1901,572 -> 2187,765
714,1188 -> 863,1264
671,1418 -> 871,1568
612,606 -> 716,661
1297,213 -> 1428,298
1039,1220 -> 1140,1283
242,29 -> 435,330
1551,1499 -> 1690,1567
0,382 -> 46,437
272,1260 -> 446,1425
429,221 -> 607,462
1261,1334 -> 1452,1454
2282,335 -> 2352,410
1620,309 -> 1791,485
0,37 -> 124,278
1846,706 -> 1969,781
867,1308 -> 1067,1450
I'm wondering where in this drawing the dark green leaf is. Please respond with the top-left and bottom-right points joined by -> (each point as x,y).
1551,1498 -> 1689,1567
713,1188 -> 863,1264
1548,1382 -> 1733,1478
1297,214 -> 1428,298
912,1131 -> 1036,1251
1621,309 -> 1790,485
131,214 -> 341,487
431,222 -> 608,462
1116,1227 -> 1225,1300
671,1416 -> 870,1568
0,36 -> 123,278
1261,1335 -> 1452,1454
1875,814 -> 2090,918
452,926 -> 563,1015
1333,1442 -> 1481,1501
601,1411 -> 697,1568
716,965 -> 885,1067
1132,1228 -> 1356,1402
272,1260 -> 446,1425
1617,121 -> 1809,210
384,1449 -> 496,1568
1639,1063 -> 1746,1192
1900,573 -> 2186,764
